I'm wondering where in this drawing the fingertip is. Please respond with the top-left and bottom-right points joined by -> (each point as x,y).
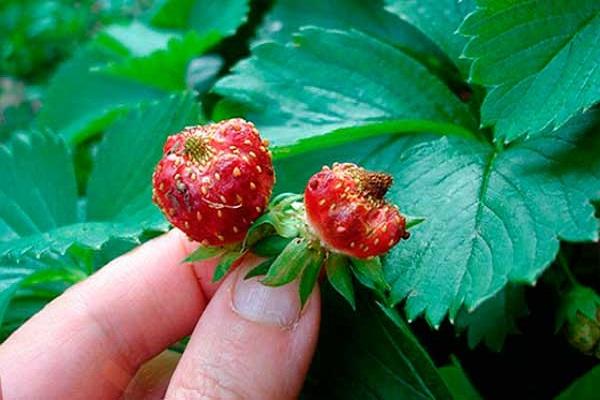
166,261 -> 321,400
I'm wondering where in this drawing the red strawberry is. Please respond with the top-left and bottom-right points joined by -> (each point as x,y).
152,118 -> 274,246
304,163 -> 407,259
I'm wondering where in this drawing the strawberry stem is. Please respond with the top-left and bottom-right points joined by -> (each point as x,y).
558,250 -> 579,288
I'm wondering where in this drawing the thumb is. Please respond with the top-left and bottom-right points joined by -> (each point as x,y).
165,255 -> 321,400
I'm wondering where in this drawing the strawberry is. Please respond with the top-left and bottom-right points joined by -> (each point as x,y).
304,162 -> 407,259
240,162 -> 414,307
152,118 -> 274,246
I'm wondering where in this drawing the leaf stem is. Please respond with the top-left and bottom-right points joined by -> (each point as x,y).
558,251 -> 578,287
271,119 -> 483,160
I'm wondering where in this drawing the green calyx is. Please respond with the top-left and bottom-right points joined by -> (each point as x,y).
184,243 -> 245,283
186,192 -> 421,309
556,285 -> 600,330
556,284 -> 600,358
241,192 -> 409,309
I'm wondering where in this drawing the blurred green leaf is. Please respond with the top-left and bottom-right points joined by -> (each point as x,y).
36,42 -> 167,144
98,22 -> 222,91
149,0 -> 249,37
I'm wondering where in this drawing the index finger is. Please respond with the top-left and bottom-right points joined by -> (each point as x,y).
0,229 -> 219,400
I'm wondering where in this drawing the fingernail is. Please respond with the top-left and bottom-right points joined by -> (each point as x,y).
232,266 -> 301,327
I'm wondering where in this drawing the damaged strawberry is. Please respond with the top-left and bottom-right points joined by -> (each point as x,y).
304,162 -> 408,259
152,118 -> 275,281
242,163 -> 421,308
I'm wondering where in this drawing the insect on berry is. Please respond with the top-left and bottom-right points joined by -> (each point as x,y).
152,118 -> 275,246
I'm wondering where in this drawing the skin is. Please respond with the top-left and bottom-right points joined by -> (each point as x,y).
0,229 -> 320,399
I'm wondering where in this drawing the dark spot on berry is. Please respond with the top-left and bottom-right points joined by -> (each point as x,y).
167,192 -> 179,209
309,180 -> 319,190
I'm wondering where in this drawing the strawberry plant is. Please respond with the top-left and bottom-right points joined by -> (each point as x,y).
1,0 -> 600,398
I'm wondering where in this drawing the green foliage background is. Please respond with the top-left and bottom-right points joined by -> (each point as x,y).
1,0 -> 599,398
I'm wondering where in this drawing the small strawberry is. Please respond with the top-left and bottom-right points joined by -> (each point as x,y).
304,162 -> 407,259
152,118 -> 274,246
239,162 -> 416,308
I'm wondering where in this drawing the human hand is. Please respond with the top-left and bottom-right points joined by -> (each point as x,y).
0,229 -> 320,399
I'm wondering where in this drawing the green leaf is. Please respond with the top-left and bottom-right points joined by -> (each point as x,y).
455,284 -> 528,351
439,356 -> 482,400
256,0 -> 440,59
0,130 -> 78,255
305,286 -> 452,399
37,18 -> 220,144
244,258 -> 274,280
243,193 -> 304,248
0,94 -> 199,260
0,277 -> 68,341
556,364 -> 600,400
350,257 -> 391,297
556,285 -> 600,331
461,0 -> 600,142
149,0 -> 249,37
299,250 -> 324,307
87,92 -> 200,221
97,20 -> 180,57
214,27 -> 477,151
0,211 -> 165,259
324,253 -> 356,310
254,0 -> 467,91
36,42 -> 168,144
0,267 -> 33,326
185,246 -> 225,262
251,235 -> 292,257
0,249 -> 88,335
385,0 -> 476,77
262,238 -> 312,287
212,251 -> 243,282
374,112 -> 600,327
